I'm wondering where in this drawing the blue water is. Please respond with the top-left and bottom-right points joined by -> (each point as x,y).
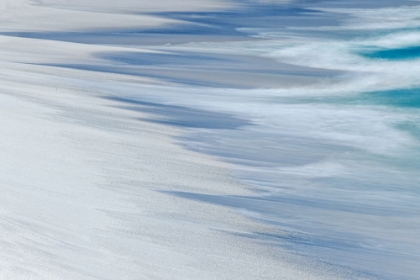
282,88 -> 420,109
6,0 -> 420,279
361,46 -> 420,60
364,88 -> 420,107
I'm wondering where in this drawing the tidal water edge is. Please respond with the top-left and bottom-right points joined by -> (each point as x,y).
2,1 -> 420,279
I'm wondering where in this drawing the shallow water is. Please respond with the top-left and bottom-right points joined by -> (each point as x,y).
4,0 -> 420,279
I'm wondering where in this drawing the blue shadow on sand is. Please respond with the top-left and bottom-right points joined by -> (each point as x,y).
104,96 -> 250,129
164,189 -> 407,279
0,3 -> 331,45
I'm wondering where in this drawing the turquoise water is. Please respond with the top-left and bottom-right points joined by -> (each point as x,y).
364,88 -> 420,108
361,46 -> 420,60
286,88 -> 420,109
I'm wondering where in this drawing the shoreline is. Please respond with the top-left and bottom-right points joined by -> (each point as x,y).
0,58 -> 345,279
3,1 -> 419,279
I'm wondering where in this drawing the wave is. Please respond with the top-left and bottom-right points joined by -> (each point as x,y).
103,2 -> 420,279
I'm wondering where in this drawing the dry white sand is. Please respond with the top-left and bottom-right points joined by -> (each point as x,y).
0,1 -> 345,279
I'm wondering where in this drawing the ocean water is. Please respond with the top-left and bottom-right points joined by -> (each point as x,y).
7,0 -> 420,279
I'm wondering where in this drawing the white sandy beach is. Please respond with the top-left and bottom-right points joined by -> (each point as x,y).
0,1 -> 346,279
